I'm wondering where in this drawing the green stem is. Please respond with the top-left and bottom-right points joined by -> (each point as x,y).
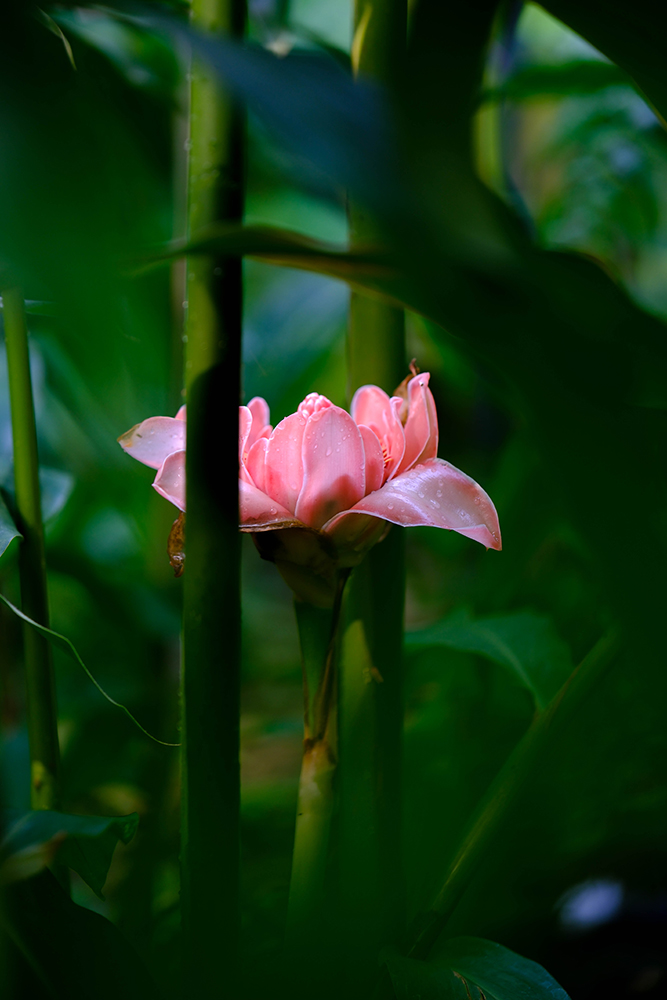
287,578 -> 347,952
337,0 -> 408,976
3,287 -> 60,812
180,0 -> 245,993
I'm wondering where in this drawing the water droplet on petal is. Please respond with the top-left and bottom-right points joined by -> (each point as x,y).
325,446 -> 332,457
387,503 -> 394,510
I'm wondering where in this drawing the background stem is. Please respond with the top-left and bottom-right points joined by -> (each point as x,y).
180,0 -> 245,992
3,287 -> 60,812
337,0 -> 408,981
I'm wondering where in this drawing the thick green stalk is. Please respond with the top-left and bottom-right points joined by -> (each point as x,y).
3,288 -> 60,812
180,0 -> 245,993
287,581 -> 347,949
338,0 -> 408,974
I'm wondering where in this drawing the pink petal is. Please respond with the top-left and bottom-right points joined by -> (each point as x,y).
239,479 -> 300,530
323,457 -> 501,550
248,396 -> 270,435
396,372 -> 438,475
351,384 -> 405,481
263,411 -> 307,514
245,436 -> 269,493
175,405 -> 186,421
118,416 -> 186,471
239,405 -> 252,462
358,425 -> 384,494
153,450 -> 186,511
295,406 -> 366,530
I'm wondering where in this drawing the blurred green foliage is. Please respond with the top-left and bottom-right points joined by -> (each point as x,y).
0,2 -> 666,998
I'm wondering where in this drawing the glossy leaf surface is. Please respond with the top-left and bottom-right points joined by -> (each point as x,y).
1,809 -> 138,897
407,612 -> 573,711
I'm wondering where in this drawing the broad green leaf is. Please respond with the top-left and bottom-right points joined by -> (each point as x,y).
1,809 -> 138,898
485,61 -> 631,102
39,467 -> 75,522
406,611 -> 574,711
0,297 -> 57,316
434,937 -> 571,1000
383,938 -> 570,1000
144,15 -> 397,211
0,593 -> 179,747
542,0 -> 667,125
149,222 -> 406,302
6,869 -> 160,999
0,467 -> 74,529
382,949 -> 470,1000
0,492 -> 22,565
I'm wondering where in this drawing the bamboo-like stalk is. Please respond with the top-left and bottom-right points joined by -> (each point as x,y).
287,579 -> 347,950
3,288 -> 60,812
180,0 -> 245,992
337,0 -> 408,977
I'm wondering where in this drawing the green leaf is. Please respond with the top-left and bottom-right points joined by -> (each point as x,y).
5,869 -> 160,1000
382,938 -> 570,1000
1,809 -> 138,898
0,466 -> 74,531
147,222 -> 405,301
434,937 -> 571,1000
39,467 -> 74,523
382,949 -> 470,1000
0,297 -> 57,316
146,16 -> 396,210
0,593 -> 180,747
0,491 -> 22,565
485,61 -> 631,102
542,0 -> 667,125
406,612 -> 573,711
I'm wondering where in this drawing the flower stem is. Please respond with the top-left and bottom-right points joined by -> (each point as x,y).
180,0 -> 245,992
2,287 -> 60,812
288,577 -> 347,955
338,0 -> 408,978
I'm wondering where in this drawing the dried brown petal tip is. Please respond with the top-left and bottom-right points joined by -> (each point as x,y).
168,512 -> 185,578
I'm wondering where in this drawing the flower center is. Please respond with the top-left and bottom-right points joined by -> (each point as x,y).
297,393 -> 333,420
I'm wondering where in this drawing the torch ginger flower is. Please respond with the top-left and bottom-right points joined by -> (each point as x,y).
119,374 -> 501,603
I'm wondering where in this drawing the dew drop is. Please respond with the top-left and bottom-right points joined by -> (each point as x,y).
387,503 -> 394,510
436,489 -> 443,498
474,496 -> 481,505
418,492 -> 424,499
325,446 -> 332,457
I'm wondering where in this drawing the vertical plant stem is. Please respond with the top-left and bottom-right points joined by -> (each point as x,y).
288,578 -> 347,949
3,288 -> 60,812
180,0 -> 245,993
337,0 -> 407,978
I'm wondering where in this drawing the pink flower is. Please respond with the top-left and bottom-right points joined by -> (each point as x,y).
240,374 -> 501,562
119,374 -> 501,575
118,404 -> 187,510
